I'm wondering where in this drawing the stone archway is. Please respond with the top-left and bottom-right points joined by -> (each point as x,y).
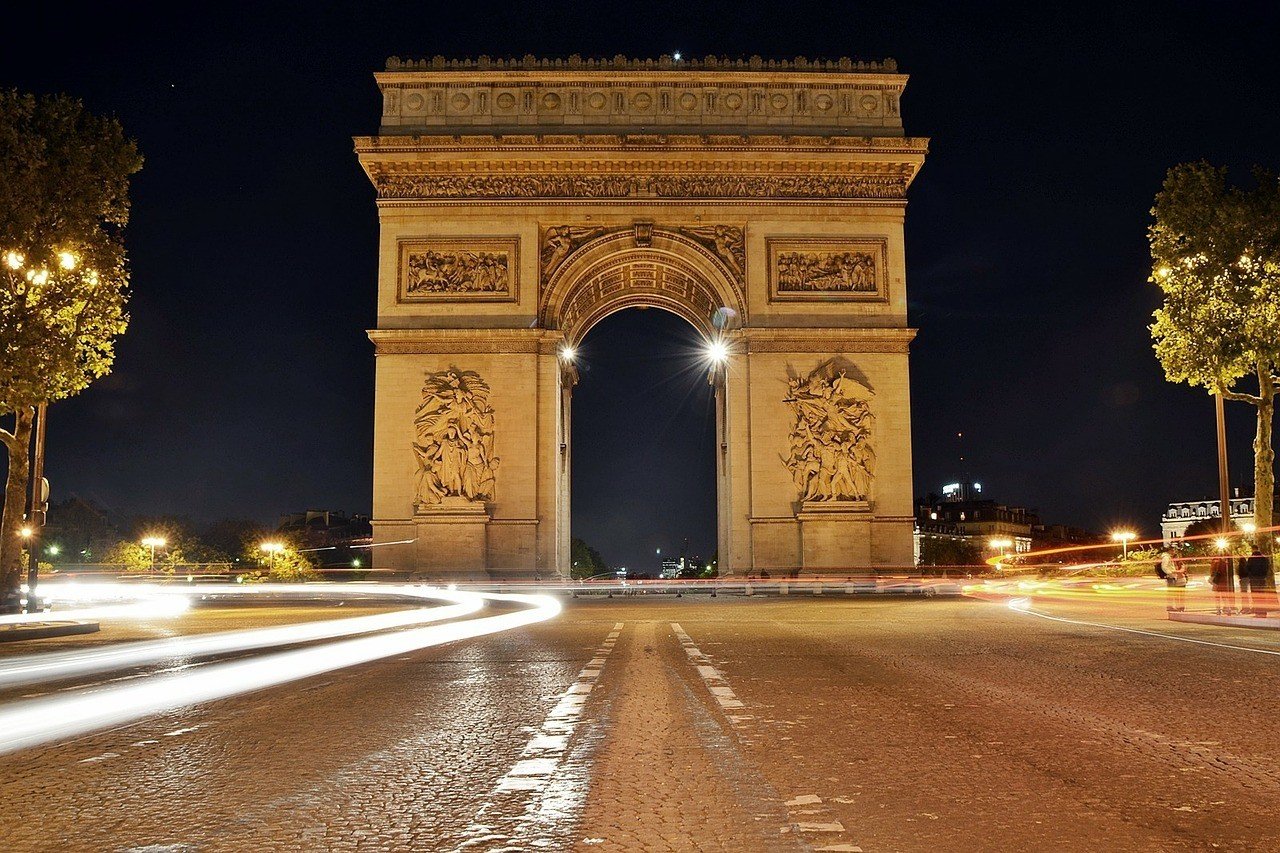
359,56 -> 927,578
540,227 -> 746,343
539,227 -> 746,579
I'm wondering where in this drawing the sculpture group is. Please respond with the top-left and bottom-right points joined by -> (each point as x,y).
784,366 -> 876,502
412,370 -> 499,508
777,251 -> 877,293
405,249 -> 509,295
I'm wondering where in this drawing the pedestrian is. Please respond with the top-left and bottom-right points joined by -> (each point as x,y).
1209,550 -> 1235,615
1156,548 -> 1187,612
1242,546 -> 1276,617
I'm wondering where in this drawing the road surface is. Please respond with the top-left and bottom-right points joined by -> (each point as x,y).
0,593 -> 1277,851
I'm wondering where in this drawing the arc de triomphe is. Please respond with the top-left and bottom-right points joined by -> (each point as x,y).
355,55 -> 927,578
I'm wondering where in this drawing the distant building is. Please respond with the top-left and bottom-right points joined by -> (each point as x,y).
277,510 -> 373,567
659,555 -> 705,579
914,492 -> 1037,561
1160,490 -> 1275,544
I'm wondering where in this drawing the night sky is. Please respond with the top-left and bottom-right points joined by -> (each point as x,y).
3,2 -> 1278,569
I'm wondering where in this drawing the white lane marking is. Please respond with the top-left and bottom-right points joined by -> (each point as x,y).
461,623 -> 624,848
79,751 -> 119,763
671,625 -> 863,849
670,622 -> 750,719
1015,606 -> 1280,656
489,622 -> 623,796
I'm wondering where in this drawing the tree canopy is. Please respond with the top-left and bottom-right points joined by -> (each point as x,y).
1150,162 -> 1280,549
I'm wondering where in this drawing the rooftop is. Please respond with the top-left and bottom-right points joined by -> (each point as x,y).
385,54 -> 898,74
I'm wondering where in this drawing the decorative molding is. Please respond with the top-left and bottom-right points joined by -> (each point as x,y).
742,328 -> 916,354
541,226 -> 609,280
783,364 -> 875,503
368,329 -> 561,355
384,55 -> 899,74
412,370 -> 499,509
374,173 -> 908,201
397,237 -> 518,303
767,238 -> 889,303
354,134 -> 930,155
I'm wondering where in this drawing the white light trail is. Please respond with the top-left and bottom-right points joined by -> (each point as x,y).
0,592 -> 560,754
0,585 -> 481,689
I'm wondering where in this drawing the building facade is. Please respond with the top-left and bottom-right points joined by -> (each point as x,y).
357,55 -> 927,577
1160,495 -> 1263,544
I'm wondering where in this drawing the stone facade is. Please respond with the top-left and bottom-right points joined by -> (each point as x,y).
357,55 -> 928,578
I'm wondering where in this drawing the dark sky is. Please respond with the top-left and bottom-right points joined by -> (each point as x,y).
3,1 -> 1278,567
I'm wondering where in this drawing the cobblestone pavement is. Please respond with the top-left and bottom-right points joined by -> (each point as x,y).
1,594 -> 1279,851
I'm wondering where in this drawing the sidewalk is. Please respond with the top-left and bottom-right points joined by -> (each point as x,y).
0,621 -> 100,643
1168,610 -> 1280,630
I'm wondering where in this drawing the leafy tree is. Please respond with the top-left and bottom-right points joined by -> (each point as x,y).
0,91 -> 142,596
240,536 -> 318,583
570,537 -> 610,580
918,535 -> 982,567
1150,163 -> 1280,557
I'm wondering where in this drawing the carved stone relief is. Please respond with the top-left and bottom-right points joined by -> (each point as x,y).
413,370 -> 499,510
767,238 -> 888,302
374,173 -> 909,201
540,224 -> 746,289
398,239 -> 517,302
783,364 -> 875,503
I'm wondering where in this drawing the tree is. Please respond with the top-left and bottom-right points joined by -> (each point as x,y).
1150,163 -> 1280,555
570,537 -> 610,580
0,91 -> 142,597
241,536 -> 318,583
917,535 -> 982,568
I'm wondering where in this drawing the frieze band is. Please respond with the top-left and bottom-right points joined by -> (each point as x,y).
374,174 -> 909,200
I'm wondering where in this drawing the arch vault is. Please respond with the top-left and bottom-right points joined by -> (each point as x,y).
358,55 -> 928,578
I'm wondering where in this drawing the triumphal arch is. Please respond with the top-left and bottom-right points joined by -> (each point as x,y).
355,55 -> 927,578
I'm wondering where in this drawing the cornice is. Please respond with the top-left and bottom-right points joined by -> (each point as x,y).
353,134 -> 929,156
368,328 -> 564,355
383,54 -> 899,75
742,327 -> 917,353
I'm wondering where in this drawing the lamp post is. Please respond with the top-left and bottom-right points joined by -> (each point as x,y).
1110,530 -> 1137,560
988,537 -> 1014,565
140,536 -> 166,571
1214,392 -> 1235,593
260,541 -> 284,572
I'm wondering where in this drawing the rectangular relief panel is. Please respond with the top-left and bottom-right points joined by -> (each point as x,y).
397,237 -> 519,303
767,237 -> 889,303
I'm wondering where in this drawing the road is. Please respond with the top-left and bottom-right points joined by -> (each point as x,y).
1,592 -> 1278,851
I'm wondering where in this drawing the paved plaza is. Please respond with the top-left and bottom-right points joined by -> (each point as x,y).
1,593 -> 1278,851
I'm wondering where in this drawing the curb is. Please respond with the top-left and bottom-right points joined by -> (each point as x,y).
0,621 -> 101,642
1168,611 -> 1280,631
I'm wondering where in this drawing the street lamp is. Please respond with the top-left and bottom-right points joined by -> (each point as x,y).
988,537 -> 1014,563
1110,530 -> 1137,560
140,536 -> 166,570
705,339 -> 729,365
260,541 -> 285,571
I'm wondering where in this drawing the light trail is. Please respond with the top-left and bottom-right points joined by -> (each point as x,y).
0,584 -> 482,689
1007,600 -> 1280,657
0,591 -> 560,754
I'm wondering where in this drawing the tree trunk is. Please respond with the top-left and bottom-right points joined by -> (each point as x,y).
1255,362 -> 1276,564
0,407 -> 34,601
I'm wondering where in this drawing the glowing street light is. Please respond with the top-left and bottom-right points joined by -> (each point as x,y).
1242,521 -> 1257,535
1215,537 -> 1230,552
988,537 -> 1014,557
705,339 -> 729,364
1110,530 -> 1137,560
19,527 -> 32,540
560,345 -> 576,363
140,536 -> 166,570
57,251 -> 77,271
260,541 -> 285,571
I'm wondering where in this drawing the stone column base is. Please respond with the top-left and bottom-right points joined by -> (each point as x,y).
797,500 -> 872,574
411,497 -> 490,580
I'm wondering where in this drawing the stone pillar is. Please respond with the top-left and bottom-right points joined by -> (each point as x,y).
798,500 -> 872,574
411,497 -> 490,579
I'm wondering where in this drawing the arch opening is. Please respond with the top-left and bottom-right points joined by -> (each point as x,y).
567,306 -> 720,579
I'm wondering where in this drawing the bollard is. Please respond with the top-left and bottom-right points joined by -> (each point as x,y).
745,583 -> 753,596
814,582 -> 823,596
780,581 -> 789,595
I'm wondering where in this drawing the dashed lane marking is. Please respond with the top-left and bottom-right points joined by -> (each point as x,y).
670,622 -> 749,719
672,623 -> 865,850
458,622 -> 624,848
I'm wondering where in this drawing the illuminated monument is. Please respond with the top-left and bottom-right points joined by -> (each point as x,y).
355,55 -> 928,577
